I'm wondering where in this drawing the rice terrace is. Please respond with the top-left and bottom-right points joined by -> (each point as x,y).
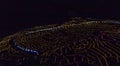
0,17 -> 120,66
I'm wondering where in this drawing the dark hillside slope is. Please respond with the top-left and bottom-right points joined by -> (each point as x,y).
0,18 -> 120,66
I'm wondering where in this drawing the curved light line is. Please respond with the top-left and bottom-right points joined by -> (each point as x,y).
25,25 -> 64,35
25,21 -> 120,35
12,39 -> 39,55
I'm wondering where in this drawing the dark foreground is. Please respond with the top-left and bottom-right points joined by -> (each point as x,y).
0,18 -> 120,66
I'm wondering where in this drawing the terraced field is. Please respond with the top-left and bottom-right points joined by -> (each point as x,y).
0,18 -> 120,66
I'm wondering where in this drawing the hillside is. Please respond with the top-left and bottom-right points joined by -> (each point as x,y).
0,18 -> 120,66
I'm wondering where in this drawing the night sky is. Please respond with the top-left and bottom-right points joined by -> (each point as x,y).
0,0 -> 120,38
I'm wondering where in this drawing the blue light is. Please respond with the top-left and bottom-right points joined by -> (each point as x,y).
13,39 -> 39,55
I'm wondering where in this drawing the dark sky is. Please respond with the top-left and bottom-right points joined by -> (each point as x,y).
0,0 -> 120,38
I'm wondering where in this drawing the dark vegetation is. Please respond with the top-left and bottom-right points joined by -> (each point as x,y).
0,18 -> 120,66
